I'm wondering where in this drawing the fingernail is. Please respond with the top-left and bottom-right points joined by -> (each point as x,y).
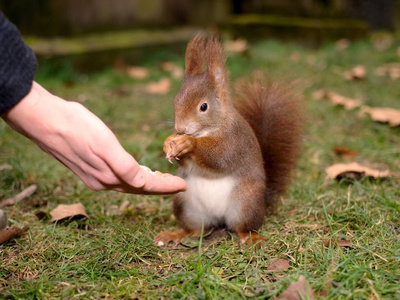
139,165 -> 152,173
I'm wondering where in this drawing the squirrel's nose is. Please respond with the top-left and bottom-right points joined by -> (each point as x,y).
175,123 -> 186,134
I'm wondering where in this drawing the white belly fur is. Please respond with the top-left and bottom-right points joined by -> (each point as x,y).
180,163 -> 236,228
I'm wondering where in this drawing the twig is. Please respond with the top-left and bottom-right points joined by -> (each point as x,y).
0,184 -> 37,208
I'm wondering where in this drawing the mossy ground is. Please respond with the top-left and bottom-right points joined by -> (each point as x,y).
1,36 -> 400,299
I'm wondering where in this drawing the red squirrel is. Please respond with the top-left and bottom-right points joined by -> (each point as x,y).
155,34 -> 302,245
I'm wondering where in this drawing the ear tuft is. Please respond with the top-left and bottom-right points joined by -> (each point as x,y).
206,36 -> 228,89
185,33 -> 206,75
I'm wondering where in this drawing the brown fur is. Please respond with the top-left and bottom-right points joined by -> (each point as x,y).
155,34 -> 302,246
234,72 -> 303,210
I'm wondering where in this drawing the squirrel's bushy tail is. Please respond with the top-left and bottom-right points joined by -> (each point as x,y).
234,72 -> 303,210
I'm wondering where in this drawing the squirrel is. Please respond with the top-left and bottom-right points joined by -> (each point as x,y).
155,34 -> 302,245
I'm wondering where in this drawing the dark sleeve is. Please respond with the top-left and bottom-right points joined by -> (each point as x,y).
0,12 -> 38,115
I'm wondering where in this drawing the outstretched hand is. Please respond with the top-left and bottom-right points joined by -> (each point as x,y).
1,82 -> 187,194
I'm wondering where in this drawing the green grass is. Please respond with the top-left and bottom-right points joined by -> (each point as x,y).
1,36 -> 400,299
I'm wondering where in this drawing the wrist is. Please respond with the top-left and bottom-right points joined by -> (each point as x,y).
2,82 -> 45,133
1,82 -> 69,140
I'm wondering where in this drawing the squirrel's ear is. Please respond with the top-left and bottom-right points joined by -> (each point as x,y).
206,36 -> 228,90
185,34 -> 205,75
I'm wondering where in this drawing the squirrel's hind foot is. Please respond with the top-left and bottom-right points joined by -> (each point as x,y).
154,229 -> 200,246
238,231 -> 268,247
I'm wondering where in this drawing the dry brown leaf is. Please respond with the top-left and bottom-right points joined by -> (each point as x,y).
333,146 -> 359,161
371,34 -> 393,51
50,203 -> 88,222
323,238 -> 353,248
328,92 -> 362,110
344,65 -> 366,80
224,39 -> 248,53
325,162 -> 392,179
0,184 -> 37,208
312,89 -> 328,100
161,62 -> 184,79
0,163 -> 13,171
360,106 -> 400,127
145,78 -> 171,94
267,259 -> 290,272
313,90 -> 362,110
0,225 -> 29,244
335,38 -> 350,51
276,275 -> 315,300
113,60 -> 149,79
375,63 -> 400,80
126,66 -> 149,79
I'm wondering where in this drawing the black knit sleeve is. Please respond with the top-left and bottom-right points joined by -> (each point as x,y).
0,12 -> 38,115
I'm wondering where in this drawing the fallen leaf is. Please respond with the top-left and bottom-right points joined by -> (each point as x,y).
0,163 -> 13,171
333,146 -> 358,161
312,89 -> 327,100
313,90 -> 362,110
371,34 -> 393,51
360,106 -> 400,127
0,184 -> 37,208
224,39 -> 248,53
325,162 -> 392,179
161,61 -> 184,79
276,275 -> 315,300
344,65 -> 366,80
375,63 -> 400,80
323,238 -> 353,248
145,78 -> 171,94
335,38 -> 350,51
50,203 -> 88,222
113,60 -> 149,79
0,225 -> 29,245
126,66 -> 149,79
267,259 -> 290,272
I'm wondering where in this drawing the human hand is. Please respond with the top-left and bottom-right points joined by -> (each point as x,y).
1,82 -> 187,194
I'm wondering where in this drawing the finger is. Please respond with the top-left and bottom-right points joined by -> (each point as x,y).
139,169 -> 187,194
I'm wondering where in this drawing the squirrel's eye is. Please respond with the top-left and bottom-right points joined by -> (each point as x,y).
200,103 -> 208,112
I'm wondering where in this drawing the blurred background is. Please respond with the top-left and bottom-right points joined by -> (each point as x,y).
1,0 -> 399,70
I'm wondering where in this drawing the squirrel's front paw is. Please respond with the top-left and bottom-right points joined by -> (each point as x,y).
163,134 -> 195,162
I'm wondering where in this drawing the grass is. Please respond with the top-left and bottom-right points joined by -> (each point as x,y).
1,36 -> 400,299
